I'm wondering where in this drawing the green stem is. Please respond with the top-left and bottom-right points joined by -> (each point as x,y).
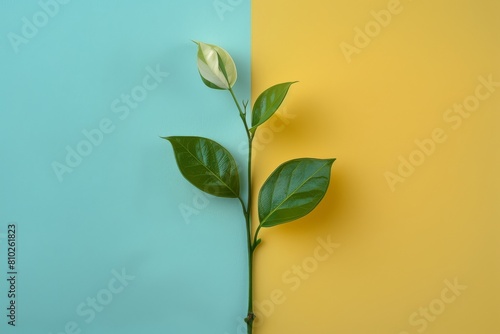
245,135 -> 254,334
228,87 -> 255,334
228,87 -> 244,115
252,224 -> 262,251
229,88 -> 251,141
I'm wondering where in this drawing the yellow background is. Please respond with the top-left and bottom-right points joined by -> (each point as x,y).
251,0 -> 499,333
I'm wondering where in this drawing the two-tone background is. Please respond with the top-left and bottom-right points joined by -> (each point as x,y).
1,1 -> 498,333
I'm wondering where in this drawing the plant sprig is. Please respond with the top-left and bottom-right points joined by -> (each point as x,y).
163,41 -> 335,334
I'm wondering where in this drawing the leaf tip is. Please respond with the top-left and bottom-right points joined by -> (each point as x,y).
324,158 -> 336,168
161,136 -> 177,144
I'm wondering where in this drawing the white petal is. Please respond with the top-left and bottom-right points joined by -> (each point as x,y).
197,58 -> 228,89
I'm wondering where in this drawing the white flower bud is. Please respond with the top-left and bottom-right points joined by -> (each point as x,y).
195,41 -> 237,90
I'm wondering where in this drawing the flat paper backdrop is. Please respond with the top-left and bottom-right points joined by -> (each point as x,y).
1,1 -> 250,333
1,0 -> 499,334
251,1 -> 499,333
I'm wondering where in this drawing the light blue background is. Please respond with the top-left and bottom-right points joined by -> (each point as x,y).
0,1 -> 250,333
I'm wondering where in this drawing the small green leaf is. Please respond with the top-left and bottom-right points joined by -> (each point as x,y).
250,82 -> 297,133
164,136 -> 240,198
258,158 -> 335,227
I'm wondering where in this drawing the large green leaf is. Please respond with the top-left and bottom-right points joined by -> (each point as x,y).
164,136 -> 240,198
258,158 -> 335,227
250,82 -> 297,133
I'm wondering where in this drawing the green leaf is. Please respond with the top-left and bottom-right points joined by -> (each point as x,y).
164,136 -> 240,198
258,158 -> 335,227
250,82 -> 297,133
